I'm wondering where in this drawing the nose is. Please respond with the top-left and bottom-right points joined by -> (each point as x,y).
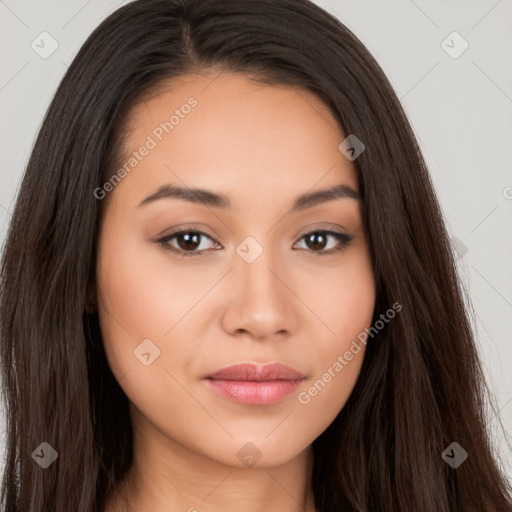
221,246 -> 297,341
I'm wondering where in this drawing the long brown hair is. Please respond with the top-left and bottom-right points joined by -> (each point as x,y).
1,0 -> 511,510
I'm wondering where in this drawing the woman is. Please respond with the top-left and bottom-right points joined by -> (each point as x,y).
1,0 -> 511,511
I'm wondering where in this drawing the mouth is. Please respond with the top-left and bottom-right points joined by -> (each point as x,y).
204,362 -> 306,405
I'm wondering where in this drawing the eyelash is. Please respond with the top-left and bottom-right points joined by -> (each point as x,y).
155,228 -> 354,258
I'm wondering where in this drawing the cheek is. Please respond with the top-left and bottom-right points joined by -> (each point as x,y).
303,241 -> 376,349
295,246 -> 375,417
295,349 -> 364,447
95,220 -> 224,389
295,300 -> 371,437
96,223 -> 213,342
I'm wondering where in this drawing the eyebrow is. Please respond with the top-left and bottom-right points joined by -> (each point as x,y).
137,183 -> 360,211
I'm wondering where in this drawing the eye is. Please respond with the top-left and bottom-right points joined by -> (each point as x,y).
156,229 -> 219,257
294,230 -> 354,255
155,229 -> 354,257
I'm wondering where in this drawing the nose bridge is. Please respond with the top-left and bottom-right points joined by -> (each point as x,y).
224,234 -> 294,338
240,242 -> 277,288
237,234 -> 286,302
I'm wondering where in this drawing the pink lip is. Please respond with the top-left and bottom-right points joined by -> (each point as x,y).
204,363 -> 305,405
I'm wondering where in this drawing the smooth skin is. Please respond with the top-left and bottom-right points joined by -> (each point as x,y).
98,72 -> 376,512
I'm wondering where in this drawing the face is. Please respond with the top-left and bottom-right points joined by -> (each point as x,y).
96,72 -> 376,469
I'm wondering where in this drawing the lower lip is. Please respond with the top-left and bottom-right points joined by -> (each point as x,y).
205,379 -> 303,405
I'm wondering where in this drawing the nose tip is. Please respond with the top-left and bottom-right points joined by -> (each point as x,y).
222,244 -> 295,340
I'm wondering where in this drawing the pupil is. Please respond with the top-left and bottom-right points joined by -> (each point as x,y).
308,232 -> 326,250
178,233 -> 200,250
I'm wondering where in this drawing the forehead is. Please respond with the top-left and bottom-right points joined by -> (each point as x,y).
126,71 -> 341,133
112,72 -> 359,210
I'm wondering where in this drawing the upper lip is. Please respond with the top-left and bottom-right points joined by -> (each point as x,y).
206,363 -> 305,381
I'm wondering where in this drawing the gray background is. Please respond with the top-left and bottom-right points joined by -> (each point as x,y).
1,0 -> 511,483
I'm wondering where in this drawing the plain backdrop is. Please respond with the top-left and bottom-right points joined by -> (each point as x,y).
1,0 -> 511,485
